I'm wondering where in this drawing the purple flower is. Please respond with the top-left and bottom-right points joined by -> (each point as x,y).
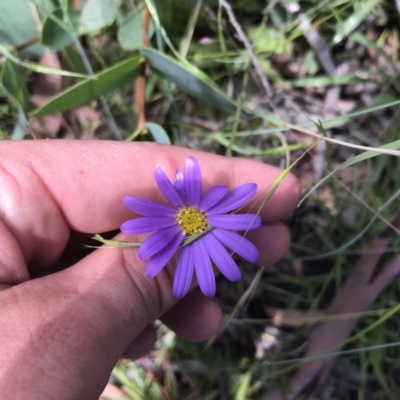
121,156 -> 261,298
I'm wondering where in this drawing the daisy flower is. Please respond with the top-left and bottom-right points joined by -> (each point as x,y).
121,156 -> 261,298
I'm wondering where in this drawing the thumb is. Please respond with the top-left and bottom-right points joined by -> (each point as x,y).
0,239 -> 174,400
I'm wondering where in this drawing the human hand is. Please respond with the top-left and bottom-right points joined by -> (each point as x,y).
0,141 -> 300,399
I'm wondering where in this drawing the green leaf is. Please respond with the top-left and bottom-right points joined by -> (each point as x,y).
235,371 -> 252,400
118,9 -> 154,51
1,59 -> 30,111
0,0 -> 44,57
140,47 -> 247,116
63,45 -> 87,74
146,122 -> 170,144
333,0 -> 380,44
30,56 -> 142,117
80,0 -> 121,34
30,0 -> 55,18
41,8 -> 80,52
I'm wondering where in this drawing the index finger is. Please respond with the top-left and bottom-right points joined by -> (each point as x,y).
1,141 -> 300,234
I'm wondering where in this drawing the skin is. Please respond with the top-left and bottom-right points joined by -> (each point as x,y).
0,141 -> 301,399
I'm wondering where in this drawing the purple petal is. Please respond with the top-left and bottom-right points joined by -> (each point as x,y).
120,216 -> 177,234
155,167 -> 185,207
139,225 -> 183,260
174,169 -> 187,204
123,196 -> 178,217
199,185 -> 228,212
207,183 -> 257,215
208,214 -> 261,231
212,229 -> 259,263
172,244 -> 194,298
192,237 -> 216,297
184,156 -> 202,207
146,231 -> 183,278
202,233 -> 241,281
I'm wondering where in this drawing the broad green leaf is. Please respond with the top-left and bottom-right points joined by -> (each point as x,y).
1,59 -> 30,111
301,139 -> 400,204
146,122 -> 170,144
0,0 -> 44,57
80,0 -> 121,34
118,9 -> 155,51
30,56 -> 142,117
141,48 -> 246,116
63,45 -> 87,74
333,0 -> 380,44
0,44 -> 91,79
30,0 -> 55,18
42,8 -> 80,52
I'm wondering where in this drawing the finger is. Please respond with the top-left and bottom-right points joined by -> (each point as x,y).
0,141 -> 300,268
0,220 -> 29,286
0,220 -> 288,395
121,324 -> 157,360
0,238 -> 181,398
247,222 -> 291,265
161,288 -> 222,342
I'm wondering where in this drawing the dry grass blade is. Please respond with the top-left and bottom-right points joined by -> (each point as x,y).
284,122 -> 400,156
263,236 -> 400,400
263,306 -> 325,327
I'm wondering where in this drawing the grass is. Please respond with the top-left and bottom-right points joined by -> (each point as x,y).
3,0 -> 400,398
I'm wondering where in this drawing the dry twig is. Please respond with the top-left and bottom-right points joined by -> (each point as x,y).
219,0 -> 272,98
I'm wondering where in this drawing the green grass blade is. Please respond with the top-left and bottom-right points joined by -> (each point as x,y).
92,234 -> 141,248
301,139 -> 400,204
0,45 -> 91,79
300,185 -> 400,260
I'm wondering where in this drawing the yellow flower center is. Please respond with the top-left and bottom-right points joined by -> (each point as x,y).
176,206 -> 208,236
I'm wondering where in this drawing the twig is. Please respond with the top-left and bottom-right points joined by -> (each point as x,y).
205,266 -> 265,349
219,0 -> 272,98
